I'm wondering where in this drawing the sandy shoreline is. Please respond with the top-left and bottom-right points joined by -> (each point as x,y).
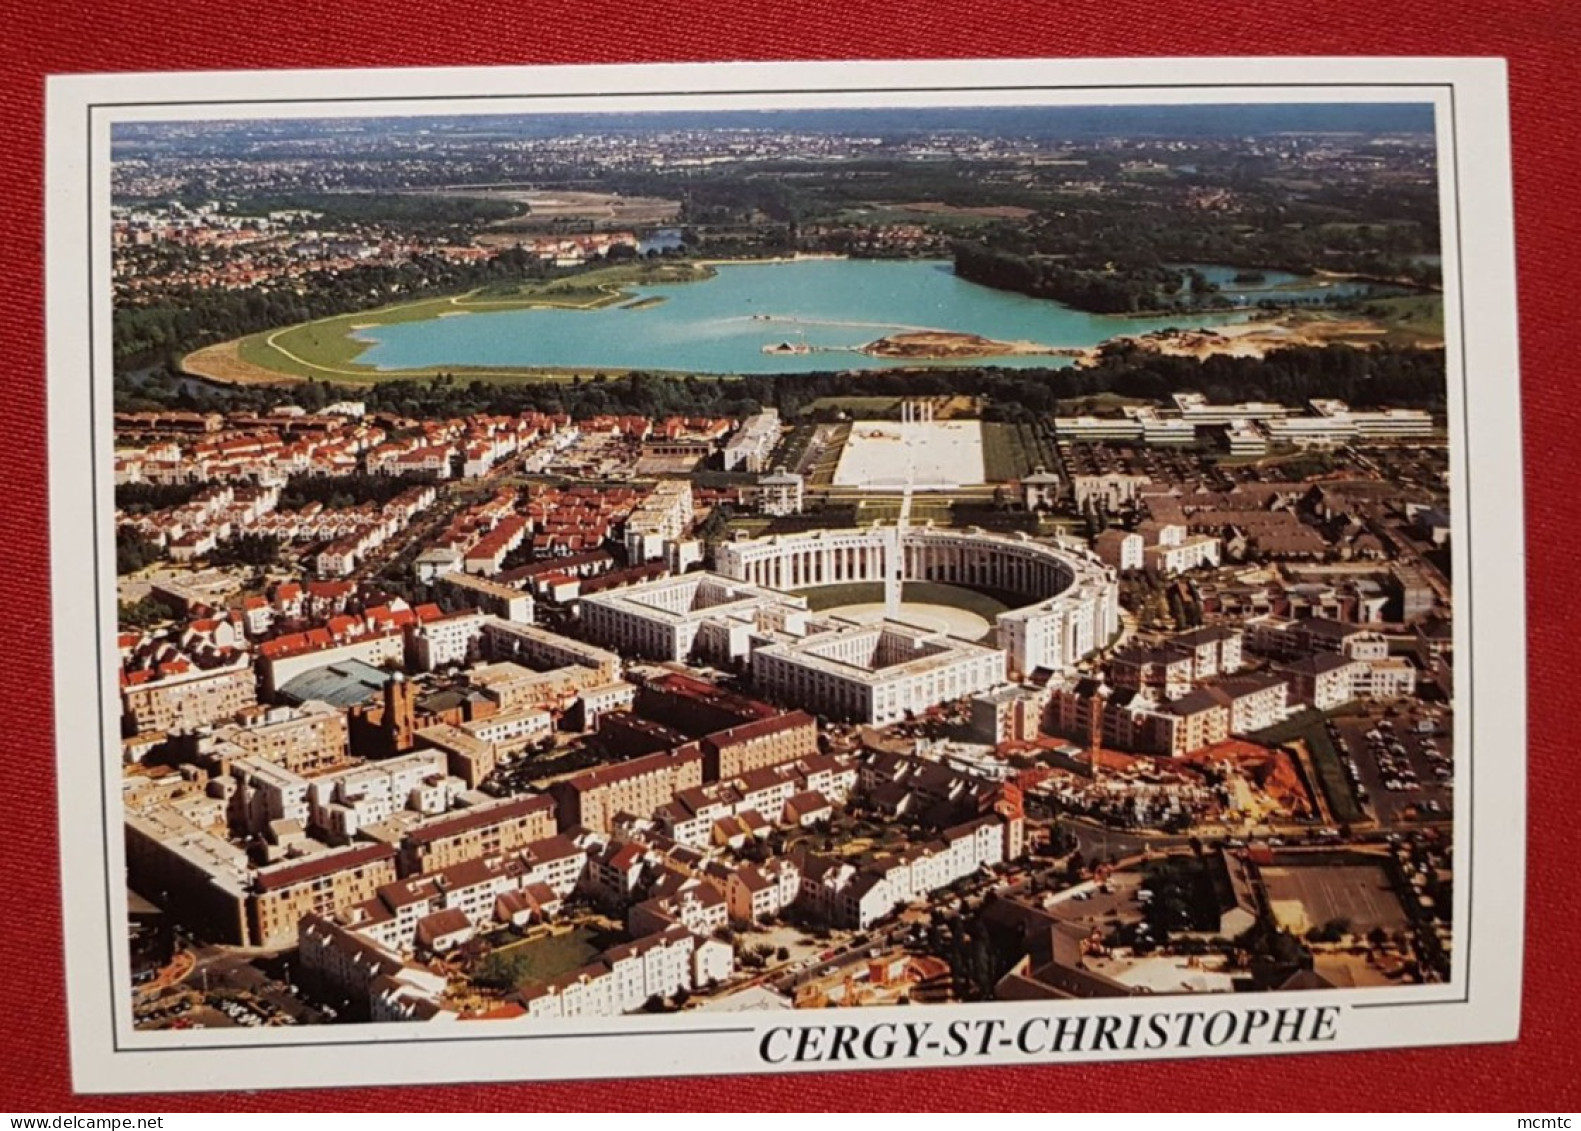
1099,314 -> 1439,361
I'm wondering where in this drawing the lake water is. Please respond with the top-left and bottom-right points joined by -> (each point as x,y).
1177,264 -> 1407,305
351,258 -> 1369,376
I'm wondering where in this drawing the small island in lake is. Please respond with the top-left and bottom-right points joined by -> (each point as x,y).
861,330 -> 1085,360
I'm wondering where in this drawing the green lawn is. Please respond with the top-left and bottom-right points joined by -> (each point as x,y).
854,497 -> 955,525
981,421 -> 1060,482
1353,294 -> 1445,342
483,926 -> 607,989
807,396 -> 904,417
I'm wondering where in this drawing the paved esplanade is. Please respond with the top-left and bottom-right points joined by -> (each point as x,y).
884,400 -> 934,619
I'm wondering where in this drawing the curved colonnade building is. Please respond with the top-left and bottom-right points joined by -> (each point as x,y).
713,526 -> 1119,679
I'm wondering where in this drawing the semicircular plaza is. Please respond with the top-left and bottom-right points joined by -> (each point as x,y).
713,525 -> 1120,678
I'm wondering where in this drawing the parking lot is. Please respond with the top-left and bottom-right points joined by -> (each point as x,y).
1329,708 -> 1454,826
134,945 -> 328,1031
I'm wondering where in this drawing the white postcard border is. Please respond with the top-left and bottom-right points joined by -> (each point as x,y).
45,56 -> 1524,1095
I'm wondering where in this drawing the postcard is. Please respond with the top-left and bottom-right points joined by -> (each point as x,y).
44,56 -> 1525,1093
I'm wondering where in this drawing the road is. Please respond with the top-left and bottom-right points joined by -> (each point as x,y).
160,943 -> 328,1026
1053,812 -> 1448,861
1054,816 -> 1194,861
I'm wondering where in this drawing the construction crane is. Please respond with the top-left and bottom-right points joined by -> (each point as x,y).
1088,696 -> 1104,784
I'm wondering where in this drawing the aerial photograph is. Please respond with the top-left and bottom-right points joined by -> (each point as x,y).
109,101 -> 1457,1030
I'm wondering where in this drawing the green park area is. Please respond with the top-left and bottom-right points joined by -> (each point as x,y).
805,395 -> 904,418
470,925 -> 614,991
981,420 -> 1060,482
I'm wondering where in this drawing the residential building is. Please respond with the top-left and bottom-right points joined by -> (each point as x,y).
723,409 -> 782,473
625,481 -> 695,563
398,793 -> 558,877
438,572 -> 535,624
249,843 -> 399,949
1206,673 -> 1290,734
1276,653 -> 1369,711
122,656 -> 257,736
550,746 -> 705,834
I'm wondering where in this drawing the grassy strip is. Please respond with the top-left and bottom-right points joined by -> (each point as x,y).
807,396 -> 904,416
1251,709 -> 1366,825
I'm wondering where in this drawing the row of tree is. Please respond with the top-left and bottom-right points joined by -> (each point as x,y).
116,341 -> 1450,428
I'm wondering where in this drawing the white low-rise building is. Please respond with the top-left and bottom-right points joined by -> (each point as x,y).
580,572 -> 811,664
757,468 -> 805,516
752,620 -> 1005,726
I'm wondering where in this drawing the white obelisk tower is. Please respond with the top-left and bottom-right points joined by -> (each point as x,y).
884,400 -> 928,620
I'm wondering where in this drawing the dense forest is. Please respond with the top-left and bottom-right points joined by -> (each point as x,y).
116,343 -> 1448,424
231,193 -> 524,235
952,241 -> 1209,315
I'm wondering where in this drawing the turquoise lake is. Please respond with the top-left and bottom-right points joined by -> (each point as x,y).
350,258 -> 1389,376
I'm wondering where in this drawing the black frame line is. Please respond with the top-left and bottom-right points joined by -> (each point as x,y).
80,77 -> 1474,1063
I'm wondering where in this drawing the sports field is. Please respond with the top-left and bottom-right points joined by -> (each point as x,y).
1262,863 -> 1411,936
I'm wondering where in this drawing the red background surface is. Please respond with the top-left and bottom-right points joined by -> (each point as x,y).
3,0 -> 1579,1112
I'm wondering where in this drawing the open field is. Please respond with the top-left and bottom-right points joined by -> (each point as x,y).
819,599 -> 996,641
1349,294 -> 1445,343
184,262 -> 715,385
807,396 -> 903,417
421,187 -> 681,233
851,497 -> 958,526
